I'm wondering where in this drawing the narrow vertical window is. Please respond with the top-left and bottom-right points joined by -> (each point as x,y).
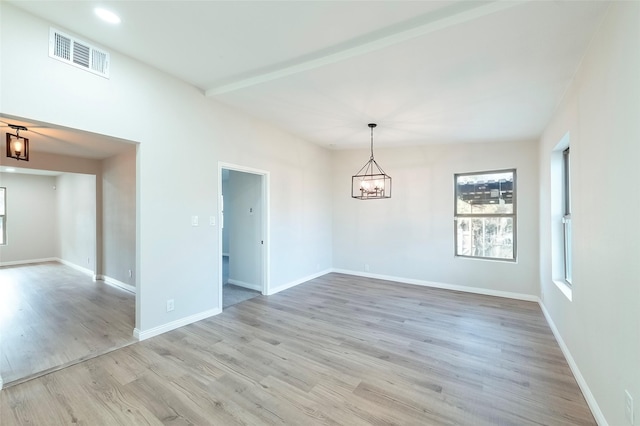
0,187 -> 6,245
562,148 -> 572,284
455,170 -> 516,261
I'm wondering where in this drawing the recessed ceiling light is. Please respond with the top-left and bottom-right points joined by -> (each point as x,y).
94,7 -> 121,24
5,168 -> 16,172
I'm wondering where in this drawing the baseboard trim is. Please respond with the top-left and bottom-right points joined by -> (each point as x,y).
227,279 -> 261,292
266,269 -> 332,296
0,257 -> 58,267
538,301 -> 607,426
331,269 -> 539,302
133,308 -> 221,341
0,373 -> 4,390
57,258 -> 95,278
97,275 -> 136,294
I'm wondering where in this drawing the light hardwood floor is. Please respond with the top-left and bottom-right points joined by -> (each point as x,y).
0,273 -> 595,425
0,262 -> 136,387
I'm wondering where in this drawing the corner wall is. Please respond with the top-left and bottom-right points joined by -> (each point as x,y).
332,140 -> 539,298
538,3 -> 640,425
102,149 -> 136,287
56,173 -> 97,274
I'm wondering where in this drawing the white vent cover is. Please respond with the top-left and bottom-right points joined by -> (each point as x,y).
49,28 -> 110,78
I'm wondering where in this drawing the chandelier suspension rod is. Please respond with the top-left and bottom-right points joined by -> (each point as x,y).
369,123 -> 376,160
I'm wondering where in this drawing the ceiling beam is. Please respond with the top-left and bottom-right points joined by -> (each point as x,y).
205,0 -> 526,97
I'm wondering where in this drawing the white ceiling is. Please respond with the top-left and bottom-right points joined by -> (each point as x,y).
7,1 -> 610,150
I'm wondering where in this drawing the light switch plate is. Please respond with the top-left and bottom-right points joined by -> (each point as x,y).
191,215 -> 199,226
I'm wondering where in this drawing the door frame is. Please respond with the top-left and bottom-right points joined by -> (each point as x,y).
217,162 -> 270,308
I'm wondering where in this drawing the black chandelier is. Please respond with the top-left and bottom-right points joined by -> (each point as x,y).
352,123 -> 391,200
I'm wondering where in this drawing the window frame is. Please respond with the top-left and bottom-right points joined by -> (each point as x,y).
454,169 -> 517,262
562,148 -> 572,285
0,187 -> 6,245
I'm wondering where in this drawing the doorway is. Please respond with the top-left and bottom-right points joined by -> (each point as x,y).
0,115 -> 138,388
219,163 -> 269,309
0,166 -> 136,388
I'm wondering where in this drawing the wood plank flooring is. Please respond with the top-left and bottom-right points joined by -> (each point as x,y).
0,273 -> 595,425
0,262 -> 136,386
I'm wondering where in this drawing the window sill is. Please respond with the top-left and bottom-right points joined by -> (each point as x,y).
455,255 -> 517,263
552,279 -> 572,301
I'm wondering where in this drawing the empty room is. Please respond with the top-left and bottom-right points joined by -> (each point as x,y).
0,1 -> 638,426
0,139 -> 137,387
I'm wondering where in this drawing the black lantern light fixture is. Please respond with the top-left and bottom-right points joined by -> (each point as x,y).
6,124 -> 29,161
352,123 -> 391,199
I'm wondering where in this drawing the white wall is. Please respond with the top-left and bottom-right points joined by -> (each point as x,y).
0,173 -> 57,264
538,3 -> 640,425
102,149 -> 136,286
227,170 -> 262,290
332,140 -> 539,298
0,3 -> 333,333
56,173 -> 97,273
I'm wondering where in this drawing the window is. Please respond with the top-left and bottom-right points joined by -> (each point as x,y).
455,170 -> 516,261
562,148 -> 572,284
0,187 -> 5,245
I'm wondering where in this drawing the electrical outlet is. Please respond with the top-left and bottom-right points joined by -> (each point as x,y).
166,299 -> 174,312
625,390 -> 634,424
364,264 -> 370,272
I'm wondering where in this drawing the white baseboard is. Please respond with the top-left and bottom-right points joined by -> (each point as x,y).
331,269 -> 539,302
0,257 -> 58,267
0,373 -> 3,390
133,308 -> 221,341
97,275 -> 136,294
57,258 -> 95,278
266,268 -> 332,296
538,302 -> 607,426
227,279 -> 261,292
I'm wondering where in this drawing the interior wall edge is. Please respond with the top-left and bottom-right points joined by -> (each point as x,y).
97,275 -> 136,294
538,301 -> 607,426
266,268 -> 332,296
57,258 -> 95,279
0,257 -> 58,267
331,268 -> 539,302
133,307 -> 221,342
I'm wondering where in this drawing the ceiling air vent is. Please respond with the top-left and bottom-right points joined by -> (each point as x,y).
49,28 -> 110,78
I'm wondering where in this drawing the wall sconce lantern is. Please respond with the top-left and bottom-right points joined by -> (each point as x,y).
6,124 -> 29,161
352,123 -> 391,200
